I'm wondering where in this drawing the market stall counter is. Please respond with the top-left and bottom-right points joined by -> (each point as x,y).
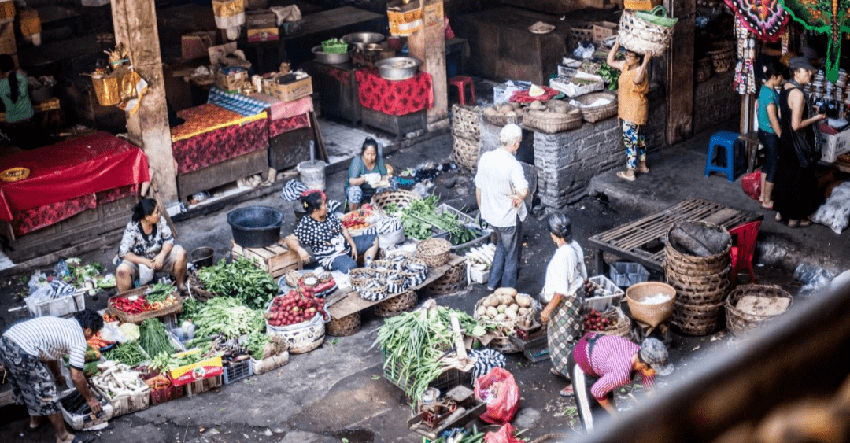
0,132 -> 149,261
281,6 -> 386,69
355,68 -> 432,138
248,94 -> 314,171
303,60 -> 361,126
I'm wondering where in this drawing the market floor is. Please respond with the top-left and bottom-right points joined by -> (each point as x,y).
0,124 -> 833,442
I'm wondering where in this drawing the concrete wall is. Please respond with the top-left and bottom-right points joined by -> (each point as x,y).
693,72 -> 740,134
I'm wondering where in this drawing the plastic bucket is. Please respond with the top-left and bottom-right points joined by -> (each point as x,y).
297,160 -> 327,191
190,247 -> 214,268
227,206 -> 284,248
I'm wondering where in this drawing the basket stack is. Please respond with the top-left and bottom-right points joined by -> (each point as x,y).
452,104 -> 482,170
425,261 -> 466,295
724,285 -> 793,337
665,223 -> 731,336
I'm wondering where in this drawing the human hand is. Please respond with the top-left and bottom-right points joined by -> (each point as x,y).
297,248 -> 311,264
87,398 -> 103,415
350,241 -> 358,259
541,308 -> 552,324
152,256 -> 164,271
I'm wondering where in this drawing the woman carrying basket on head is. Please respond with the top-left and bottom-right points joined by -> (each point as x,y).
539,212 -> 587,397
607,38 -> 653,182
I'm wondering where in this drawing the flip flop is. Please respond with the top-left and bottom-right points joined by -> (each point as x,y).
559,385 -> 574,397
28,418 -> 47,432
616,171 -> 635,182
799,219 -> 812,227
760,201 -> 774,210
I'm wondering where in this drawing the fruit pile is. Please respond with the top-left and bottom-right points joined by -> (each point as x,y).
342,205 -> 374,230
265,289 -> 327,328
583,308 -> 619,331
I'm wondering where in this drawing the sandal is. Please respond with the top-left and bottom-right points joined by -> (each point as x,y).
761,201 -> 774,210
616,171 -> 635,182
774,213 -> 783,222
787,220 -> 799,228
559,385 -> 574,397
799,219 -> 812,227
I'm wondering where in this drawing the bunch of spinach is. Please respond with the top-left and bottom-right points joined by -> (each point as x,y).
196,258 -> 279,309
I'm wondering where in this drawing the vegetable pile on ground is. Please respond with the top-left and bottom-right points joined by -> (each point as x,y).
376,305 -> 487,406
104,341 -> 148,367
397,195 -> 480,244
139,319 -> 176,358
146,349 -> 210,374
197,258 -> 279,309
265,289 -> 325,328
91,361 -> 148,399
191,296 -> 265,340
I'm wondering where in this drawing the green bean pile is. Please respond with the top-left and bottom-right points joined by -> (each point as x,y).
104,341 -> 148,367
139,319 -> 175,358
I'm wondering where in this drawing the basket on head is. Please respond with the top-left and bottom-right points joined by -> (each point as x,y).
626,282 -> 676,328
724,284 -> 793,337
416,238 -> 452,267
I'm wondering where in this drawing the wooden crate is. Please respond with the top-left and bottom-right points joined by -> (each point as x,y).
184,375 -> 222,397
230,238 -> 302,278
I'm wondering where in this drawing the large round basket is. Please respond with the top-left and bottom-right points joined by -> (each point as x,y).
453,136 -> 480,170
375,290 -> 418,317
452,104 -> 481,140
672,300 -> 722,336
416,238 -> 451,267
665,275 -> 730,306
625,282 -> 676,328
424,261 -> 466,295
724,285 -> 793,337
326,312 -> 361,337
349,268 -> 375,287
371,189 -> 422,212
267,313 -> 325,354
665,223 -> 731,270
523,108 -> 582,134
482,109 -> 524,127
619,10 -> 675,56
587,310 -> 632,339
708,49 -> 735,73
574,92 -> 618,123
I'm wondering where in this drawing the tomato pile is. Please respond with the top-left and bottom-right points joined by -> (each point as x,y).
111,295 -> 175,315
265,289 -> 325,327
342,205 -> 374,230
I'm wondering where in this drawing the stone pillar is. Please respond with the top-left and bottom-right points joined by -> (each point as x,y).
407,0 -> 449,128
111,0 -> 178,207
664,0 -> 696,144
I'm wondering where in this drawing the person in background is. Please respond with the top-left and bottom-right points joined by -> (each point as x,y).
607,38 -> 653,182
346,137 -> 394,211
115,198 -> 187,293
475,123 -> 528,290
0,54 -> 34,149
568,333 -> 673,431
0,309 -> 104,443
756,59 -> 784,210
286,189 -> 380,273
774,57 -> 825,228
540,212 -> 587,397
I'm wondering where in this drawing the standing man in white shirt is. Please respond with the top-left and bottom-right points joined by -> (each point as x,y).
475,124 -> 529,290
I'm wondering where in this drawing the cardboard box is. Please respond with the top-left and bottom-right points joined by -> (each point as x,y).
247,27 -> 279,42
169,349 -> 224,386
263,73 -> 312,102
246,10 -> 276,28
182,31 -> 216,60
592,21 -> 617,43
821,128 -> 850,163
216,67 -> 249,91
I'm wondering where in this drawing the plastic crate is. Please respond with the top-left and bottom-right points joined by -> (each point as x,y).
584,275 -> 625,312
223,359 -> 253,385
59,389 -> 113,431
150,383 -> 184,406
27,291 -> 86,317
609,262 -> 650,287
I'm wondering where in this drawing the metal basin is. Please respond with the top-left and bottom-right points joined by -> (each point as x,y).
342,32 -> 385,51
312,46 -> 352,65
375,56 -> 421,80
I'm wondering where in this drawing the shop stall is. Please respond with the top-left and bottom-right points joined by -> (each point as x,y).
247,94 -> 315,171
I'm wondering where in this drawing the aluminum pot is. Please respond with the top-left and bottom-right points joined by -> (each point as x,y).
312,46 -> 352,65
341,32 -> 385,51
375,56 -> 421,80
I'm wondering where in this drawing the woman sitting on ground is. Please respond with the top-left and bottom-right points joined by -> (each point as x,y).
116,198 -> 187,293
286,189 -> 380,273
346,137 -> 395,210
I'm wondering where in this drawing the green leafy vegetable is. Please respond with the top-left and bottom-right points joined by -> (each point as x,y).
146,282 -> 175,303
139,319 -> 175,358
197,258 -> 279,309
192,297 -> 265,340
104,341 -> 147,367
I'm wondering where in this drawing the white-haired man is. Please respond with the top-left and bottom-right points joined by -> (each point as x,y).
474,123 -> 528,289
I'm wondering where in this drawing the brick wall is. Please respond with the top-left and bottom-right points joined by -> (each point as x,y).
693,72 -> 740,134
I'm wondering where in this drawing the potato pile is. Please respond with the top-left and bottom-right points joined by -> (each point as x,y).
527,99 -> 573,114
475,288 -> 535,325
482,102 -> 523,118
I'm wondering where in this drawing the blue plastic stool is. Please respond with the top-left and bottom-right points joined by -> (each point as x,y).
704,131 -> 740,182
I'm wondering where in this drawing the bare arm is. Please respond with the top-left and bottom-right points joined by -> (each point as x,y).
766,103 -> 782,137
789,89 -> 825,131
285,234 -> 310,263
596,396 -> 617,414
633,53 -> 653,85
70,367 -> 102,414
475,188 -> 482,209
123,252 -> 154,269
607,39 -> 625,71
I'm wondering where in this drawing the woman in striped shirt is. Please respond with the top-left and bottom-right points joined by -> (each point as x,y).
0,309 -> 104,443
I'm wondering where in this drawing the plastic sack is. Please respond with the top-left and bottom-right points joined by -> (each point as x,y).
484,424 -> 524,443
474,367 -> 520,424
740,170 -> 761,201
811,181 -> 850,234
99,322 -> 128,343
794,263 -> 835,295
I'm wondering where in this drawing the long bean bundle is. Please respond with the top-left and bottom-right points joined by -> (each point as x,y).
104,341 -> 148,367
139,319 -> 175,358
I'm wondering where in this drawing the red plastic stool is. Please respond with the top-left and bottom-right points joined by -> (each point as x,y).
729,220 -> 761,288
449,76 -> 475,105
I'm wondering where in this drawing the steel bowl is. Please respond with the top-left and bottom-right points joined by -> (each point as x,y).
375,56 -> 421,80
312,45 -> 352,65
341,32 -> 385,51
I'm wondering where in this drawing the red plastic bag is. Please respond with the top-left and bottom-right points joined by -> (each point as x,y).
741,170 -> 761,201
484,424 -> 524,443
474,367 -> 520,424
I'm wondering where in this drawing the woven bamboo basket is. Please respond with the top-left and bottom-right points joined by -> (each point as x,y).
708,49 -> 735,73
664,255 -> 729,278
375,290 -> 418,317
371,189 -> 422,211
587,308 -> 631,338
452,104 -> 481,140
453,136 -> 480,171
724,285 -> 793,336
574,92 -> 618,123
327,312 -> 361,337
370,259 -> 400,271
618,10 -> 675,56
625,282 -> 676,328
665,224 -> 731,269
356,279 -> 389,302
482,109 -> 524,126
416,238 -> 452,267
665,264 -> 730,288
349,268 -> 376,288
523,108 -> 582,134
672,300 -> 722,335
666,277 -> 730,305
425,261 -> 466,294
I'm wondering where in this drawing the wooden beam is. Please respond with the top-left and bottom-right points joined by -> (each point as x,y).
666,0 -> 696,144
408,0 -> 449,125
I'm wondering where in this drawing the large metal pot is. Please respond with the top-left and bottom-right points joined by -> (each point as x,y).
341,32 -> 385,51
312,46 -> 352,65
375,56 -> 421,80
227,206 -> 284,248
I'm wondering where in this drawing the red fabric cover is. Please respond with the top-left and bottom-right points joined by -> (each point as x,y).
328,67 -> 351,85
355,68 -> 434,116
474,367 -> 520,424
172,118 -> 269,175
0,132 -> 150,221
11,185 -> 138,236
510,86 -> 560,103
740,170 -> 761,201
247,95 -> 313,121
269,113 -> 310,138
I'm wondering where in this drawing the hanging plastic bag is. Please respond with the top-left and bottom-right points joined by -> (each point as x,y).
484,424 -> 524,443
474,367 -> 520,424
740,170 -> 761,201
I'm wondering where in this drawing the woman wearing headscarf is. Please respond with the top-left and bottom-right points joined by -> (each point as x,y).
286,189 -> 380,273
539,212 -> 587,397
346,137 -> 395,210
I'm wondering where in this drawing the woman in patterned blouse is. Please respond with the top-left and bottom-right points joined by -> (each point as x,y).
115,198 -> 187,293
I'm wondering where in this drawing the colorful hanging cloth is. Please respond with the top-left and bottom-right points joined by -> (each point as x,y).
779,0 -> 849,82
725,0 -> 790,42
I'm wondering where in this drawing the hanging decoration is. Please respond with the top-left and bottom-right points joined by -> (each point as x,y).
734,21 -> 758,94
779,0 -> 849,82
724,0 -> 790,42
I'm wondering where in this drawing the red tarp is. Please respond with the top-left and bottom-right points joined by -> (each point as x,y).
356,68 -> 434,116
0,132 -> 150,221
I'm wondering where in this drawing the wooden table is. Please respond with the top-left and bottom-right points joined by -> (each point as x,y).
326,254 -> 465,320
587,199 -> 762,275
